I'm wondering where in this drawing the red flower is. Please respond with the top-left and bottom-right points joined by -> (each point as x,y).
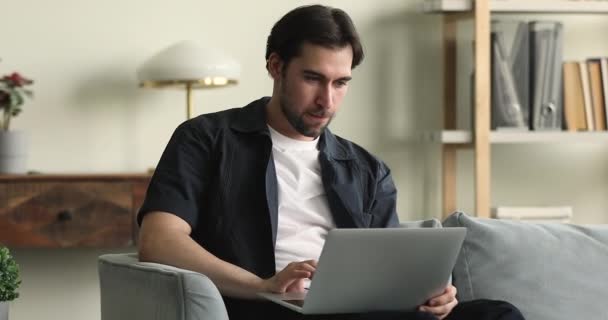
2,72 -> 33,87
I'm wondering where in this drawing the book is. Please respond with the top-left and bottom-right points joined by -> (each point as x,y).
579,61 -> 595,131
600,58 -> 608,128
492,206 -> 573,222
422,0 -> 471,12
562,61 -> 588,131
587,59 -> 607,130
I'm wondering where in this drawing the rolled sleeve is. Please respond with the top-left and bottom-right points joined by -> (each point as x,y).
137,120 -> 213,229
369,161 -> 400,228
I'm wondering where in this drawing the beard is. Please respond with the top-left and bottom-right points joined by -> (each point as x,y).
279,81 -> 334,139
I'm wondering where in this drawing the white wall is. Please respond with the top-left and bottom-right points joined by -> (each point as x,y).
1,1 -> 607,320
2,1 -> 443,319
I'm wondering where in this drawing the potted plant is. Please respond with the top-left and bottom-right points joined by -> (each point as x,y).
0,247 -> 21,320
0,67 -> 34,174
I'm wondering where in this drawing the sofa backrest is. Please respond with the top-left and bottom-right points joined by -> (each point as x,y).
444,211 -> 608,320
400,218 -> 442,229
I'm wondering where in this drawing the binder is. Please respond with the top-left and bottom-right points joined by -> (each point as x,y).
529,21 -> 563,130
490,20 -> 528,129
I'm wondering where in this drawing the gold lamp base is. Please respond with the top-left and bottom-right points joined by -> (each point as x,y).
140,78 -> 238,119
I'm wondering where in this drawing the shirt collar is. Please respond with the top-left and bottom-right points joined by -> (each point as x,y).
230,96 -> 353,160
230,96 -> 270,134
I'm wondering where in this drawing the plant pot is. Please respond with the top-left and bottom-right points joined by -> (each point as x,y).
0,131 -> 28,174
0,301 -> 8,320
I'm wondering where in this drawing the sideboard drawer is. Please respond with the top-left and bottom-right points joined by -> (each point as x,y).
0,181 -> 136,247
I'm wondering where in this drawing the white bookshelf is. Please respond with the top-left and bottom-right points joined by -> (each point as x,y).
423,0 -> 608,13
427,130 -> 608,144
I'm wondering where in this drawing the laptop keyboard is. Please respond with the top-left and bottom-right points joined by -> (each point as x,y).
284,300 -> 305,308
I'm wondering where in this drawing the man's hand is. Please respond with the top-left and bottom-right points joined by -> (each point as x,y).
262,260 -> 317,293
418,285 -> 458,320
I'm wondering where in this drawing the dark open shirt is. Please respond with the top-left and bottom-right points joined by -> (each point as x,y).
137,97 -> 400,319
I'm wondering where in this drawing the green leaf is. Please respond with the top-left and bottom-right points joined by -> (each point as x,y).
11,108 -> 22,117
0,247 -> 20,301
9,91 -> 23,108
23,90 -> 34,98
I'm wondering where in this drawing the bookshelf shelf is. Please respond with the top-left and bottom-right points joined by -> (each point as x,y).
424,0 -> 608,13
429,130 -> 608,144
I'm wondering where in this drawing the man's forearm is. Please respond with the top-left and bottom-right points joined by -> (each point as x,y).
138,218 -> 267,299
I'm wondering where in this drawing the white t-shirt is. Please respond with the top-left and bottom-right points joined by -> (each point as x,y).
268,126 -> 336,273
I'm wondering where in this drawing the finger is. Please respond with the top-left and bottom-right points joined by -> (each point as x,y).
286,263 -> 316,280
427,294 -> 450,307
428,284 -> 455,300
419,304 -> 448,317
294,263 -> 316,273
293,260 -> 318,272
276,271 -> 313,292
424,298 -> 454,313
420,297 -> 458,318
273,271 -> 310,292
284,262 -> 315,275
276,278 -> 299,293
286,278 -> 308,293
281,269 -> 312,280
301,259 -> 318,268
443,284 -> 457,298
427,287 -> 457,307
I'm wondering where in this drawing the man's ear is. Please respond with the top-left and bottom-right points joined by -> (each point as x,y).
267,52 -> 284,80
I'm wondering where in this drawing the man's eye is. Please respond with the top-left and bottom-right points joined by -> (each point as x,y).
335,81 -> 348,87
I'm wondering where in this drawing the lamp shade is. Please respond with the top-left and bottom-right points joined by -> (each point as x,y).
137,40 -> 240,88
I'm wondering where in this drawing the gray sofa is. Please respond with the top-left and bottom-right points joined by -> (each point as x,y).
98,212 -> 608,320
443,212 -> 608,320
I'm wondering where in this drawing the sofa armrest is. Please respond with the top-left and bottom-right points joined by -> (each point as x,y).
98,253 -> 228,320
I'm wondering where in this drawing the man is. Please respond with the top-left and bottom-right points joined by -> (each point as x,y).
137,5 -> 524,320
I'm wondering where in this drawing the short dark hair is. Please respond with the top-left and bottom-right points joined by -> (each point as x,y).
265,5 -> 364,70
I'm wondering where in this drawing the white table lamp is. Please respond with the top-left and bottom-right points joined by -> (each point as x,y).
137,41 -> 240,119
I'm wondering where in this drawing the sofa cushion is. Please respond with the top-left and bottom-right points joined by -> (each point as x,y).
443,212 -> 608,320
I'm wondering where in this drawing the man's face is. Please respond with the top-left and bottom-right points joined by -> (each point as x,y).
277,43 -> 353,139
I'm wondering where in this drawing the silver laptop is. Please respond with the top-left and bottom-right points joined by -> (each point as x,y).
258,227 -> 466,314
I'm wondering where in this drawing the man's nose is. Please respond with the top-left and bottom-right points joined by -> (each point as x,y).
315,85 -> 334,110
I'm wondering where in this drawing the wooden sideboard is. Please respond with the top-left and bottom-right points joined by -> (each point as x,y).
0,174 -> 151,248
